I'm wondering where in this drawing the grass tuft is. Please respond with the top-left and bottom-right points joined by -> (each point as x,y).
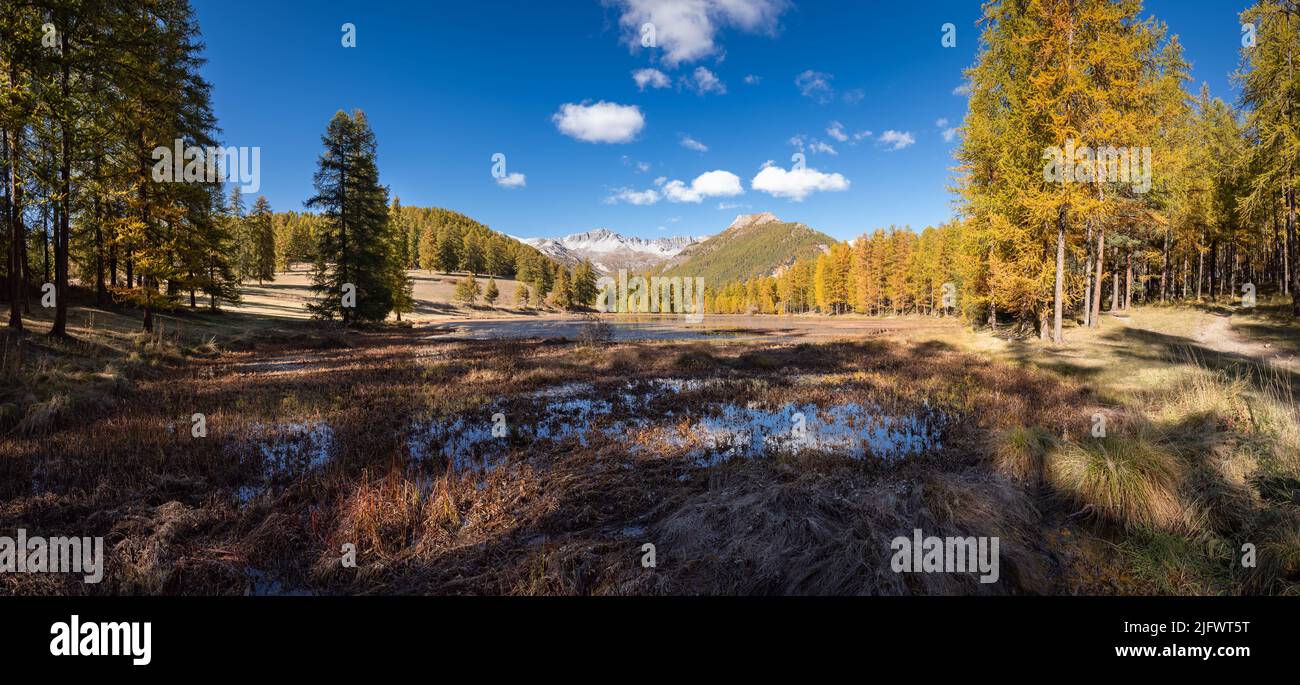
988,425 -> 1055,484
1047,429 -> 1186,532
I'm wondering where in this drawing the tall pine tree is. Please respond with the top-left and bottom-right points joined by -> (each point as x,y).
305,110 -> 395,323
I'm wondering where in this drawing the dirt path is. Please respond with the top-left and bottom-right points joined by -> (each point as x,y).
1194,308 -> 1297,371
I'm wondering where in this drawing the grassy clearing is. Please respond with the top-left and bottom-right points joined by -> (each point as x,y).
0,289 -> 346,437
237,265 -> 544,322
968,304 -> 1300,594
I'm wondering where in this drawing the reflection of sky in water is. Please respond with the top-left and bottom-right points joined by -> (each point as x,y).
684,402 -> 944,466
238,421 -> 335,502
405,379 -> 948,474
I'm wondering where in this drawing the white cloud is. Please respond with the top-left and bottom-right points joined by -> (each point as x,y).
751,161 -> 849,201
612,0 -> 791,67
811,140 -> 838,155
632,68 -> 671,90
608,187 -> 662,205
693,170 -> 742,195
826,121 -> 848,142
680,134 -> 709,152
878,130 -> 916,150
743,74 -> 762,85
612,169 -> 743,205
622,156 -> 653,172
795,70 -> 835,103
841,88 -> 865,105
663,170 -> 743,203
936,119 -> 958,143
496,172 -> 526,189
853,130 -> 872,142
553,101 -> 645,143
789,134 -> 837,156
953,82 -> 973,97
683,66 -> 726,95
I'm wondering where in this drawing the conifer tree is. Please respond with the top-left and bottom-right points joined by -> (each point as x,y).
571,259 -> 598,307
461,231 -> 484,275
249,196 -> 277,284
436,226 -> 459,274
1240,0 -> 1300,315
551,266 -> 573,310
454,273 -> 480,304
418,225 -> 439,272
305,110 -> 395,323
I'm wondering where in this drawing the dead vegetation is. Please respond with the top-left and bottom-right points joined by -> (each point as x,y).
3,304 -> 1299,596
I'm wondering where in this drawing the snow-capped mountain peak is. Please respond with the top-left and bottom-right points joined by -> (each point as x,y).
516,229 -> 707,274
558,229 -> 699,259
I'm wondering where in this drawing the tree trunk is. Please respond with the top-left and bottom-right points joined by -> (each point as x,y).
1228,243 -> 1235,301
1160,228 -> 1170,303
1182,255 -> 1189,299
1052,207 -> 1066,344
1281,196 -> 1290,296
1196,232 -> 1205,300
42,201 -> 50,285
1209,240 -> 1219,301
1091,226 -> 1105,326
340,161 -> 349,325
1124,251 -> 1133,310
95,196 -> 106,304
1284,187 -> 1294,315
19,205 -> 30,315
1083,221 -> 1093,327
138,130 -> 152,332
1111,250 -> 1120,313
51,25 -> 72,338
6,123 -> 23,330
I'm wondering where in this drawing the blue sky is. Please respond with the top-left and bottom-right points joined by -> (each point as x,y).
192,0 -> 1250,242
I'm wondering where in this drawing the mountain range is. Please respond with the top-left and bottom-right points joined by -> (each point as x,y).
515,229 -> 706,274
513,213 -> 834,287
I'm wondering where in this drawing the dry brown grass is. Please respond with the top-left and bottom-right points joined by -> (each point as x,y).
5,300 -> 1298,596
2,322 -> 1089,595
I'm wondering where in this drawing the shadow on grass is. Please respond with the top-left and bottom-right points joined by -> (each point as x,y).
1101,325 -> 1300,399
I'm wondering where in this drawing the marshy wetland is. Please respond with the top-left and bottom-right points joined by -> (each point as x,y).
4,303 -> 1297,595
